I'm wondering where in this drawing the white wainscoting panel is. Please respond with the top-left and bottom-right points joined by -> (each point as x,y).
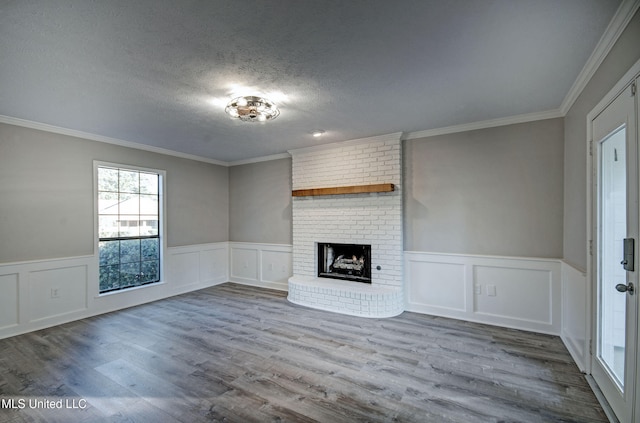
474,265 -> 552,324
0,242 -> 229,340
405,252 -> 562,334
28,265 -> 88,322
230,246 -> 259,282
407,261 -> 466,312
0,256 -> 96,338
262,249 -> 293,285
201,246 -> 229,283
166,243 -> 228,291
167,250 -> 200,287
229,242 -> 292,291
0,273 -> 19,330
561,261 -> 588,372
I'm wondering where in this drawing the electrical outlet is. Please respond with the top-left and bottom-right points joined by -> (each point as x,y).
474,284 -> 481,295
51,288 -> 60,299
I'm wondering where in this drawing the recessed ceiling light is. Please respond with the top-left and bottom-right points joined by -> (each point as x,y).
312,130 -> 325,137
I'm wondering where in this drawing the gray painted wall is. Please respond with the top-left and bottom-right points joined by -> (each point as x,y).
0,123 -> 229,263
404,118 -> 564,258
229,158 -> 292,244
563,9 -> 640,271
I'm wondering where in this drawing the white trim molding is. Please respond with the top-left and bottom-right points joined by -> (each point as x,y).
560,0 -> 640,115
0,115 -> 228,166
0,242 -> 229,340
228,153 -> 291,167
228,242 -> 292,291
561,261 -> 589,372
404,251 -> 562,335
404,109 -> 563,141
583,56 -> 640,381
166,242 -> 229,291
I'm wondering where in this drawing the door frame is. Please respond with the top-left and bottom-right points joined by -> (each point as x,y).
586,58 -> 640,421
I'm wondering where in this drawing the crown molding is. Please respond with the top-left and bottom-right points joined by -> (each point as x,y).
560,0 -> 640,114
404,109 -> 563,140
287,132 -> 403,156
0,114 -> 230,167
228,152 -> 291,166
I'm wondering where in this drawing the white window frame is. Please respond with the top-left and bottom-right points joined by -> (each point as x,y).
93,161 -> 166,296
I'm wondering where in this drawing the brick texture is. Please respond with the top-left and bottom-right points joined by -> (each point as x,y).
289,135 -> 403,316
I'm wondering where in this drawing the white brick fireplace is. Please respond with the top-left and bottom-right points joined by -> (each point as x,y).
287,133 -> 404,317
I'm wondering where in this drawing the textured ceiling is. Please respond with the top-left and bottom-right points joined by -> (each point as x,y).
0,0 -> 621,162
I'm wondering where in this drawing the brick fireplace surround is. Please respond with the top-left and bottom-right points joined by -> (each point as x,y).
287,133 -> 404,317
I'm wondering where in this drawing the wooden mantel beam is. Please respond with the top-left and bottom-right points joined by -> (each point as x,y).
292,183 -> 395,197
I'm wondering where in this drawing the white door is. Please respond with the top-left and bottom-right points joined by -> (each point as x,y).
591,82 -> 638,423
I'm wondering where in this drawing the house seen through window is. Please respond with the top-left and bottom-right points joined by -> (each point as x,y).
97,165 -> 162,293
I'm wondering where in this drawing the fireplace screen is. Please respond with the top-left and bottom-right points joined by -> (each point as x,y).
317,243 -> 372,283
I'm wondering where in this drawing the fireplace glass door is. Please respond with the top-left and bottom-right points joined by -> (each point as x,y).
317,243 -> 372,283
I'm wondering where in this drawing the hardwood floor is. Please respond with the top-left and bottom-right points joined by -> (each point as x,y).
0,283 -> 607,422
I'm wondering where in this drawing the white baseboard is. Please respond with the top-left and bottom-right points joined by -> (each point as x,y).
228,242 -> 292,291
0,242 -> 229,340
404,251 -> 562,335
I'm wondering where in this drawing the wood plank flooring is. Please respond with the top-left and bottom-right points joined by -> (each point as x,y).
0,283 -> 607,422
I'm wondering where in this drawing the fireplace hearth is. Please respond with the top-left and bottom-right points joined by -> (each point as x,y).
318,243 -> 371,283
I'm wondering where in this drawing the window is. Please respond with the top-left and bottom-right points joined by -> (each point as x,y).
97,165 -> 162,293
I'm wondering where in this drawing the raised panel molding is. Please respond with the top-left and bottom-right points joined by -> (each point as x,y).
473,265 -> 552,324
167,251 -> 201,286
0,242 -> 229,340
0,273 -> 19,329
406,261 -> 466,312
200,246 -> 229,283
28,265 -> 88,322
560,261 -> 588,372
229,242 -> 292,291
261,249 -> 293,284
404,252 -> 562,335
166,243 -> 229,289
230,247 -> 259,282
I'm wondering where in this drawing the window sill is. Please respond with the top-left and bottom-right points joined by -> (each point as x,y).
96,280 -> 165,298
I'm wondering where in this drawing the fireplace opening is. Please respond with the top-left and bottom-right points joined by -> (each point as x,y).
317,243 -> 372,283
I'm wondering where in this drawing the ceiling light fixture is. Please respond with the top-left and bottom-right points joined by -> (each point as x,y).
312,130 -> 325,137
225,95 -> 280,122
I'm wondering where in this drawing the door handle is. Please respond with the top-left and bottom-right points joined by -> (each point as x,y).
615,282 -> 635,294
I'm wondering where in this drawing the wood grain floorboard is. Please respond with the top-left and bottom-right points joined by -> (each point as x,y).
0,282 -> 607,422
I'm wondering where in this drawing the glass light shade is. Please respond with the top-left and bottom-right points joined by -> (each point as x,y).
225,95 -> 280,122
